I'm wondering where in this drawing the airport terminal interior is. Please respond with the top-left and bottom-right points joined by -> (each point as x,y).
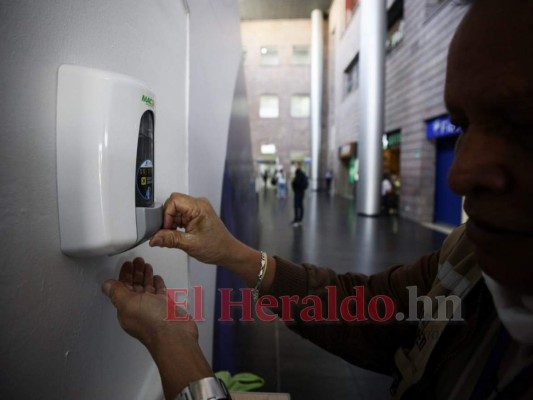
1,0 -> 489,399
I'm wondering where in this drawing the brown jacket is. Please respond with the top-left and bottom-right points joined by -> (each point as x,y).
268,226 -> 533,399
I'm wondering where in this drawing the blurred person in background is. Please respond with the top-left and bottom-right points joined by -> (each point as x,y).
291,165 -> 308,226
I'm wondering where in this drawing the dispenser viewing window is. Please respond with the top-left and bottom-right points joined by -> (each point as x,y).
56,65 -> 163,257
136,111 -> 155,208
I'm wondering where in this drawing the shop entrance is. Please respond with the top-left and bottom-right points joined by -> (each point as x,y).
383,130 -> 401,214
434,135 -> 462,226
338,142 -> 357,199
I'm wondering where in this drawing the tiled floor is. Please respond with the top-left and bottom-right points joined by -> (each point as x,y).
225,190 -> 447,399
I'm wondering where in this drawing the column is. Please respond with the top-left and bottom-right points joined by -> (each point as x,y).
310,9 -> 324,191
357,0 -> 386,216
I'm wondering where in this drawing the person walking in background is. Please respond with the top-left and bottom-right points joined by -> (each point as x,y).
255,173 -> 263,194
324,170 -> 333,195
291,165 -> 308,227
276,168 -> 287,199
261,170 -> 269,190
381,174 -> 394,215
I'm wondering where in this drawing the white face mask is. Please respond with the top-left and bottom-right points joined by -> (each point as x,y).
483,273 -> 533,345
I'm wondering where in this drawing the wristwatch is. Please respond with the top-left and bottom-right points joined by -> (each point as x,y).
174,377 -> 231,400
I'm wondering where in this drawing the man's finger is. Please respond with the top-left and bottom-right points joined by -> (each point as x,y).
132,257 -> 146,292
162,193 -> 198,229
144,263 -> 155,293
154,275 -> 167,295
101,280 -> 134,309
149,229 -> 191,250
119,261 -> 134,289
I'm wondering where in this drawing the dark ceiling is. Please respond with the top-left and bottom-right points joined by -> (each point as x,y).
239,0 -> 334,20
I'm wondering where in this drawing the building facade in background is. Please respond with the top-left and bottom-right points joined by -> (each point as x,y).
241,20 -> 313,180
326,0 -> 468,225
240,0 -> 468,226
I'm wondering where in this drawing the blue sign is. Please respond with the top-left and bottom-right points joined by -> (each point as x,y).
426,115 -> 461,139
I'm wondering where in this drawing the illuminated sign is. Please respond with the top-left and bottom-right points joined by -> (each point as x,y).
426,115 -> 461,139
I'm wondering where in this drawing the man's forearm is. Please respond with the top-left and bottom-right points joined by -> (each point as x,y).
220,241 -> 277,294
149,334 -> 214,399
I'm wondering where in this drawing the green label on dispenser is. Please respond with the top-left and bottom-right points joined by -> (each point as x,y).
141,95 -> 154,108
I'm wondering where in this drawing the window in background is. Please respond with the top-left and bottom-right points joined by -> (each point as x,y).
261,144 -> 277,155
259,95 -> 279,118
260,46 -> 279,66
292,46 -> 310,65
386,0 -> 404,53
291,95 -> 310,118
344,54 -> 359,97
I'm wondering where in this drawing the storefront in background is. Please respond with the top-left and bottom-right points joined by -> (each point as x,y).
383,130 -> 400,175
426,115 -> 462,226
383,130 -> 401,213
338,142 -> 357,199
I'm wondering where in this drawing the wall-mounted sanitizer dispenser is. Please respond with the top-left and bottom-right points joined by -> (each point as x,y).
57,65 -> 163,257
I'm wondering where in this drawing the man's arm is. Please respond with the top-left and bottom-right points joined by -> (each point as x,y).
267,251 -> 440,374
101,258 -> 214,399
148,193 -> 441,374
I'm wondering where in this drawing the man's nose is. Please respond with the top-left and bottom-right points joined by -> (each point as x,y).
447,128 -> 511,196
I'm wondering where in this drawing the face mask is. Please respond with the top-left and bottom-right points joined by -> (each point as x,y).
483,273 -> 533,345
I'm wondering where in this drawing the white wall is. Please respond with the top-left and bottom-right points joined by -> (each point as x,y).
187,0 -> 243,364
0,0 -> 242,398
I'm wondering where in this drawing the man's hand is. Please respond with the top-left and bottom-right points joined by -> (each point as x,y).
148,193 -> 277,292
102,258 -> 213,399
149,193 -> 252,267
101,257 -> 198,348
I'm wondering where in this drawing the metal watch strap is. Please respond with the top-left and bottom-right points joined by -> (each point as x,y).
174,377 -> 231,400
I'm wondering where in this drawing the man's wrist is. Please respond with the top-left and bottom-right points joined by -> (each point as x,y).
222,241 -> 260,270
149,334 -> 214,399
220,245 -> 276,294
174,377 -> 231,400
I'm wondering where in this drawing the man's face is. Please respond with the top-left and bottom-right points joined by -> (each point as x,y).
446,0 -> 533,291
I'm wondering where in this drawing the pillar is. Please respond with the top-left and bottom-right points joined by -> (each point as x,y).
356,0 -> 386,216
310,9 -> 324,191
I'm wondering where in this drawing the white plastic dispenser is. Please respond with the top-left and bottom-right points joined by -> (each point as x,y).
56,65 -> 163,257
